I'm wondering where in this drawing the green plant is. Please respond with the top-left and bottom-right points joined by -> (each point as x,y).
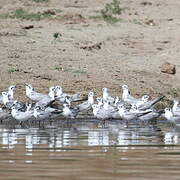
12,9 -> 53,20
0,13 -> 9,19
132,19 -> 142,25
89,15 -> 102,20
52,66 -> 63,71
8,67 -> 19,73
90,0 -> 123,24
101,0 -> 123,16
101,0 -> 124,23
101,14 -> 120,24
72,69 -> 87,74
53,32 -> 61,39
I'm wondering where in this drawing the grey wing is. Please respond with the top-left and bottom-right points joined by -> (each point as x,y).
0,96 -> 3,104
68,92 -> 82,101
45,107 -> 63,113
0,111 -> 11,120
95,109 -> 113,119
122,112 -> 137,120
112,111 -> 121,119
136,110 -> 152,117
128,94 -> 138,101
69,107 -> 80,118
5,101 -> 14,109
76,101 -> 91,111
56,95 -> 66,103
38,111 -> 50,119
108,109 -> 120,119
31,92 -> 48,102
96,111 -> 108,119
36,96 -> 55,108
171,116 -> 180,123
138,96 -> 165,110
138,112 -> 161,121
124,96 -> 138,105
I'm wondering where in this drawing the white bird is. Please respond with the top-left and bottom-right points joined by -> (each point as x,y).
129,104 -> 152,114
130,104 -> 163,122
25,84 -> 52,102
135,95 -> 150,108
118,104 -> 151,121
0,96 -> 3,104
137,95 -> 165,110
13,100 -> 27,112
138,110 -> 164,122
11,106 -> 34,122
121,85 -> 146,106
114,96 -> 120,106
172,100 -> 180,116
122,85 -> 138,104
92,104 -> 100,118
55,86 -> 82,103
103,100 -> 116,111
62,104 -> 79,119
0,85 -> 16,105
92,104 -> 119,120
35,86 -> 56,108
96,97 -> 103,107
75,91 -> 94,111
2,92 -> 14,109
122,85 -> 165,110
0,108 -> 11,120
102,88 -> 115,103
164,107 -> 180,125
33,106 -> 62,120
7,85 -> 16,100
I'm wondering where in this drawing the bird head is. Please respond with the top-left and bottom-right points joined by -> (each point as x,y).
8,85 -> 16,92
88,92 -> 94,97
55,86 -> 63,97
102,88 -> 108,92
122,85 -> 128,90
142,95 -> 149,102
25,84 -> 33,91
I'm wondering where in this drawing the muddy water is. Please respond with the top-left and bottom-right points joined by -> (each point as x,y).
0,120 -> 180,180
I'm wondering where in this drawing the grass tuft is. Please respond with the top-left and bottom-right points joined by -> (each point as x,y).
52,66 -> 63,71
12,9 -> 52,20
90,0 -> 124,24
8,68 -> 20,73
101,0 -> 123,16
131,19 -> 142,25
72,70 -> 87,74
0,9 -> 54,21
53,32 -> 62,39
0,13 -> 9,19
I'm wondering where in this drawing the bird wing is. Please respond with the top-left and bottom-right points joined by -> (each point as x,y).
138,96 -> 165,110
30,91 -> 48,101
76,101 -> 90,111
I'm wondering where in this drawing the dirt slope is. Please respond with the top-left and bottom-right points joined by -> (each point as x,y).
0,0 -> 179,102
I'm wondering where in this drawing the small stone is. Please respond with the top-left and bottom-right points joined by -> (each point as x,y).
22,25 -> 34,30
161,62 -> 176,74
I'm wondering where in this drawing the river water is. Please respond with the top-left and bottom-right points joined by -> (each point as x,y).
0,119 -> 180,180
